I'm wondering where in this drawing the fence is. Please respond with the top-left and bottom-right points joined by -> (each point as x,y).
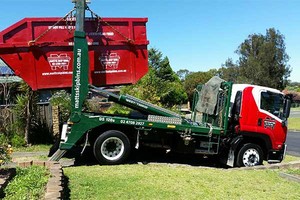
0,103 -> 53,135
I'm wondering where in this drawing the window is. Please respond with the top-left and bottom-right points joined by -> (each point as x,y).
260,91 -> 284,119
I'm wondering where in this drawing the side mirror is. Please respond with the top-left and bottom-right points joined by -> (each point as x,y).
283,98 -> 291,118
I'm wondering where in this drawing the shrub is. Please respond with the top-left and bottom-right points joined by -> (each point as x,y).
10,134 -> 26,147
0,144 -> 12,166
105,103 -> 131,115
0,125 -> 26,148
4,166 -> 49,199
0,133 -> 8,144
50,90 -> 71,123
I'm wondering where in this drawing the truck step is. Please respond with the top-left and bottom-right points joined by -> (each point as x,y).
194,149 -> 218,155
49,149 -> 67,161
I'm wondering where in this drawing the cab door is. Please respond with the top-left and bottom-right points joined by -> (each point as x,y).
258,90 -> 286,150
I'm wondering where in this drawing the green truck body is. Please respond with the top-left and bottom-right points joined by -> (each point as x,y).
50,0 -> 291,167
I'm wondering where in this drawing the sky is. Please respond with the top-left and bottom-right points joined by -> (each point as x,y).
1,0 -> 300,82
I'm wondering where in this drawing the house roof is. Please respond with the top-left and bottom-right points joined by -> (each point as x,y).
0,64 -> 22,83
0,76 -> 22,83
0,65 -> 14,75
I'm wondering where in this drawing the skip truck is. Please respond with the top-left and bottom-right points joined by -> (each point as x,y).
0,0 -> 291,167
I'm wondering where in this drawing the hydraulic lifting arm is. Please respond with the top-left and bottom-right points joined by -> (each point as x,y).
70,0 -> 89,123
50,0 -> 90,160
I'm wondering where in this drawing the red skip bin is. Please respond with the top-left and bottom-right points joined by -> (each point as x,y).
0,17 -> 149,90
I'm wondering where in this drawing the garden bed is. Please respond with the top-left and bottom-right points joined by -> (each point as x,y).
0,161 -> 64,200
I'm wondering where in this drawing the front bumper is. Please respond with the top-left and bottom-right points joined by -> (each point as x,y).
267,144 -> 287,164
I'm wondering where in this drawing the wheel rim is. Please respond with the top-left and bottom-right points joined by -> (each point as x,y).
242,148 -> 260,167
101,137 -> 124,161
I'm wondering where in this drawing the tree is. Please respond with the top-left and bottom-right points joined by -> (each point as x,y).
184,70 -> 217,102
148,48 -> 178,82
286,82 -> 300,93
176,69 -> 192,82
13,81 -> 37,145
122,67 -> 162,106
236,28 -> 291,90
122,48 -> 187,108
218,58 -> 240,83
50,90 -> 71,123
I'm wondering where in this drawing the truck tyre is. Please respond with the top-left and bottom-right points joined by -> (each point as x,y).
236,143 -> 263,167
93,130 -> 130,165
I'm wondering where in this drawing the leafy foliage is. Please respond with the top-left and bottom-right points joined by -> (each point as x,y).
12,94 -> 28,131
0,125 -> 26,148
285,82 -> 300,97
122,68 -> 161,106
236,28 -> 291,90
176,69 -> 192,82
12,81 -> 37,145
184,70 -> 217,102
10,133 -> 26,147
0,81 -> 33,147
4,166 -> 49,200
50,90 -> 71,122
0,80 -> 19,105
1,81 -> 53,146
217,58 -> 240,83
214,28 -> 291,90
105,104 -> 131,115
0,144 -> 11,165
122,48 -> 187,108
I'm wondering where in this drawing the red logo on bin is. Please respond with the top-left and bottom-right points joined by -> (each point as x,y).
47,54 -> 71,71
99,53 -> 120,69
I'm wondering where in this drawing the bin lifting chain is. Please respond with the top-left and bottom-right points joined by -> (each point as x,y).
28,8 -> 76,46
28,6 -> 134,46
86,6 -> 134,44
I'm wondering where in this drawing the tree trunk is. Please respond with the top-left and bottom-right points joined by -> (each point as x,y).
24,94 -> 32,145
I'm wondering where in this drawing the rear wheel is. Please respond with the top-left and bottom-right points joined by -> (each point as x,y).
93,130 -> 130,165
236,143 -> 263,167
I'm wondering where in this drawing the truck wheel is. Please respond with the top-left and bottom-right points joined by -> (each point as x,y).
93,130 -> 130,165
236,143 -> 263,167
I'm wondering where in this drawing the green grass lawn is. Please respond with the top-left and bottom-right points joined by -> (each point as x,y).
285,168 -> 300,176
13,144 -> 52,153
288,118 -> 300,131
291,107 -> 300,111
289,107 -> 300,130
282,155 -> 300,163
64,164 -> 300,200
11,144 -> 51,163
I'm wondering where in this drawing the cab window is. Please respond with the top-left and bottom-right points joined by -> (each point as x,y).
260,91 -> 284,119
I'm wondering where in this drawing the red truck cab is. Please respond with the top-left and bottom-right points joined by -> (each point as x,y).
229,84 -> 291,166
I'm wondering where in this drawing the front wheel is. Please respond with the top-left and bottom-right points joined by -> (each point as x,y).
236,143 -> 263,167
93,130 -> 130,165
